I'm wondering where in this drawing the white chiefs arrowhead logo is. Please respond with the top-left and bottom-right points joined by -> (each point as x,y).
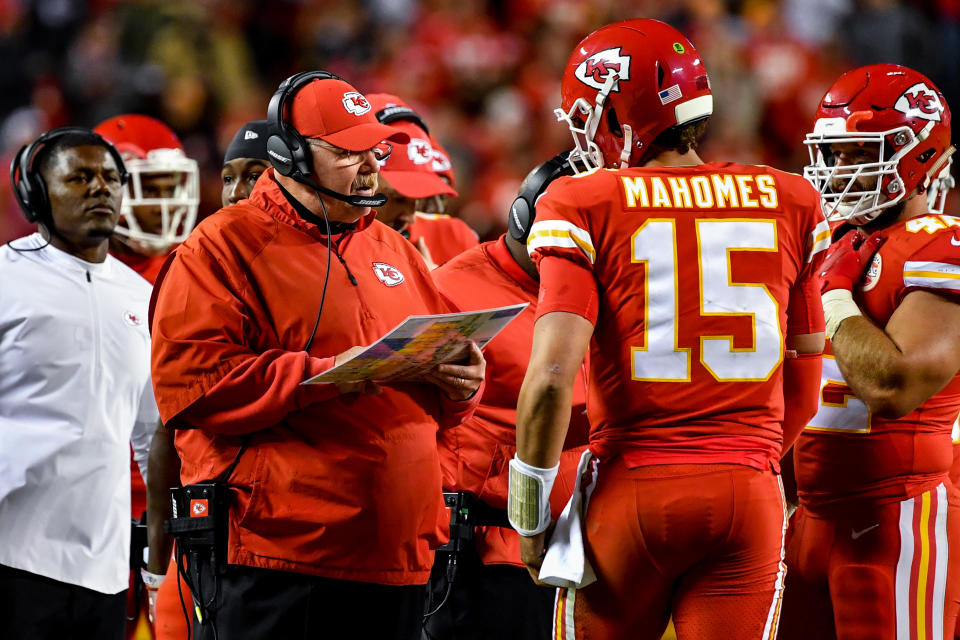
372,262 -> 405,287
342,92 -> 372,116
407,138 -> 434,165
894,83 -> 944,122
575,47 -> 631,91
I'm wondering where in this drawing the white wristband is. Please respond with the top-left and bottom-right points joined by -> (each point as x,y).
140,567 -> 166,589
508,454 -> 559,537
822,289 -> 862,340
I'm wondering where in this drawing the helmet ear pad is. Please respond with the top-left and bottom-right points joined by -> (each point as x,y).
508,151 -> 574,243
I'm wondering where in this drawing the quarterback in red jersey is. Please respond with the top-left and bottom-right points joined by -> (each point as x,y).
426,153 -> 590,640
509,19 -> 827,640
781,64 -> 960,640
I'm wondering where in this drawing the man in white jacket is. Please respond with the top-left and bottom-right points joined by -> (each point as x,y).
0,127 -> 159,639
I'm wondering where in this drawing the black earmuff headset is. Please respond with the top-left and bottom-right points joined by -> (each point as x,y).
266,70 -> 388,209
508,150 -> 574,243
10,126 -> 128,226
375,105 -> 430,134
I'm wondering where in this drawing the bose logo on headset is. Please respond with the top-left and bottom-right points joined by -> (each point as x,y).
267,148 -> 292,165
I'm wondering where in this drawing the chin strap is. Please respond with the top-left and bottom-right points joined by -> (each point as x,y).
618,124 -> 633,169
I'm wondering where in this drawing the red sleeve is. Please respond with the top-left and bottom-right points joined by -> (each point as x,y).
535,255 -> 599,324
437,379 -> 485,430
901,227 -> 960,304
786,263 -> 825,335
782,352 -> 822,451
151,243 -> 341,434
787,188 -> 829,335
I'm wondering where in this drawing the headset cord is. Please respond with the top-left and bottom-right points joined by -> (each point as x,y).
5,227 -> 52,253
302,190 -> 332,353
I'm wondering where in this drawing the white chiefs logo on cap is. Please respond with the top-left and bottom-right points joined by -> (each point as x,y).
894,83 -> 944,122
431,148 -> 452,172
342,92 -> 371,116
244,130 -> 259,140
407,138 -> 434,165
372,262 -> 405,287
575,47 -> 631,91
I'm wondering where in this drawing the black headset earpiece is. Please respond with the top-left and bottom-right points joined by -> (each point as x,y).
374,105 -> 430,135
10,126 -> 128,225
266,70 -> 344,180
508,150 -> 574,243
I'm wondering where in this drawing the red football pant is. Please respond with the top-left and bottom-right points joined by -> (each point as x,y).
781,483 -> 960,640
554,460 -> 787,640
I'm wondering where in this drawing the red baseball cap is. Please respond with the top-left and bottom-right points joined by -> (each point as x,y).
290,79 -> 409,151
379,120 -> 458,199
428,133 -> 456,188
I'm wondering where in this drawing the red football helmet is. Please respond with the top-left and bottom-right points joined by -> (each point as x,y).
556,19 -> 713,173
804,64 -> 955,224
94,114 -> 200,254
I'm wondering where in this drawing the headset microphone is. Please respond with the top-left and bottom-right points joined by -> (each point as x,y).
291,173 -> 387,208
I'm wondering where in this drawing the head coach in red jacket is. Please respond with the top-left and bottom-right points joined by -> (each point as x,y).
149,71 -> 486,640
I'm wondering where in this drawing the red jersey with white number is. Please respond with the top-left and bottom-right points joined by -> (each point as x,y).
530,162 -> 828,470
797,214 -> 960,515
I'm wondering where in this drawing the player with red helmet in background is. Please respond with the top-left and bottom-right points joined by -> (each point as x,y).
780,64 -> 960,640
367,93 -> 478,268
94,114 -> 199,639
509,19 -> 827,639
94,114 -> 200,283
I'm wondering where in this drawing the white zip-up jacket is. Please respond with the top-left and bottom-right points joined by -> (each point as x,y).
0,233 -> 158,594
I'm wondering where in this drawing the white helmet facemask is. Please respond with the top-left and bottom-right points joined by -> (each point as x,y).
115,148 -> 200,254
803,118 -> 920,225
554,72 -> 621,175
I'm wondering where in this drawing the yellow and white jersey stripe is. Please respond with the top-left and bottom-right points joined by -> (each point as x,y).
527,220 -> 597,265
903,260 -> 960,292
808,219 -> 831,263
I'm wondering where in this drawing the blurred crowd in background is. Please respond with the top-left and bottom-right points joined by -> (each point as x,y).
1,0 -> 958,244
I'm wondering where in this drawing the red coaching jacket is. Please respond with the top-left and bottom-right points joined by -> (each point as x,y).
150,169 -> 481,585
432,237 -> 590,566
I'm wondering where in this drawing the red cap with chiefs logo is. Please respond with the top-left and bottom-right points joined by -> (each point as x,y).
291,79 -> 409,151
366,93 -> 457,199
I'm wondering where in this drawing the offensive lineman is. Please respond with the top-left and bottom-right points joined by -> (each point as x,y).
781,64 -> 960,640
509,19 -> 828,639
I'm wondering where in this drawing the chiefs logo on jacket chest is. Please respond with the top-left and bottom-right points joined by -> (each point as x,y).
372,262 -> 405,286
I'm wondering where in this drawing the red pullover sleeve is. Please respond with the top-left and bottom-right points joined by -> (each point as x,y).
151,242 -> 342,435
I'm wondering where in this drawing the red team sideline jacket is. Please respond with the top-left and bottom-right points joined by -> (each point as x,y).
150,169 -> 480,585
528,162 -> 828,469
798,214 -> 960,516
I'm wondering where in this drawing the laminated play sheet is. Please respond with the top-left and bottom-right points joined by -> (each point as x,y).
302,302 -> 528,384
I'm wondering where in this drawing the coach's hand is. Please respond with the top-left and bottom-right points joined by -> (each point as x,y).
423,341 -> 486,401
332,345 -> 383,395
